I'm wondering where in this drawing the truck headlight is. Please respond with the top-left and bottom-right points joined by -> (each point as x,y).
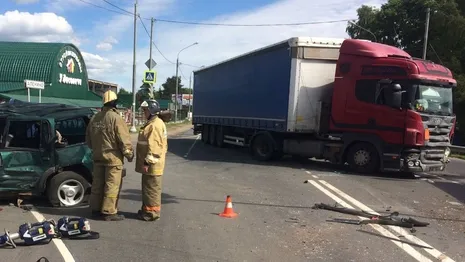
445,147 -> 451,157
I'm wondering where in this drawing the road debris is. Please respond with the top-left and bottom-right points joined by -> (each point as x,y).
312,203 -> 429,233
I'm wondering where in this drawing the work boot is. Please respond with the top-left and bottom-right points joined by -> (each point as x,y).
103,214 -> 125,221
137,210 -> 160,221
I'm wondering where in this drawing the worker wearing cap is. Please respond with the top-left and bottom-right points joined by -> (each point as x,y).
86,90 -> 134,221
135,99 -> 168,221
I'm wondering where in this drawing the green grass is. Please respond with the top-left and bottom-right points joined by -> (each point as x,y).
451,154 -> 465,160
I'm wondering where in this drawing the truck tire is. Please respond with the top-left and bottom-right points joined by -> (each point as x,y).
47,171 -> 90,207
209,125 -> 216,145
346,142 -> 380,174
215,126 -> 225,147
202,125 -> 209,144
251,134 -> 275,161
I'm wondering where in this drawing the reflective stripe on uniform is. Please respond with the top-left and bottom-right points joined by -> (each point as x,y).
143,205 -> 161,212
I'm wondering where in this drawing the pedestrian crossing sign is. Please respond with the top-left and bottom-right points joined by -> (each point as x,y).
143,70 -> 157,84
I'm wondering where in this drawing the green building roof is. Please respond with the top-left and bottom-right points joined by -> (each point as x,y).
0,41 -> 102,107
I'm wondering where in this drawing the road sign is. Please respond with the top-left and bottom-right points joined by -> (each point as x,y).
143,70 -> 157,84
24,80 -> 45,89
145,59 -> 157,70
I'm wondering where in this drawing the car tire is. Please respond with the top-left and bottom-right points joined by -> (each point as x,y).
47,171 -> 90,207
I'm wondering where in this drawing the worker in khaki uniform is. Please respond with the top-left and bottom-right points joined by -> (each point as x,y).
86,90 -> 134,221
135,99 -> 168,221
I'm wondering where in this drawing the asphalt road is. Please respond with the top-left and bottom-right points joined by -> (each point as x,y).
1,128 -> 465,262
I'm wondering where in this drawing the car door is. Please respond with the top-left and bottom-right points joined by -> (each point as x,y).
0,117 -> 54,192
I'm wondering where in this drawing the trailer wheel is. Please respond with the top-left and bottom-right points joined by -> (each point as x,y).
215,126 -> 225,147
251,134 -> 275,161
346,142 -> 380,174
209,125 -> 216,145
202,125 -> 209,144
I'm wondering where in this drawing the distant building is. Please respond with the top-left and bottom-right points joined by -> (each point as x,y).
88,79 -> 118,97
0,41 -> 102,107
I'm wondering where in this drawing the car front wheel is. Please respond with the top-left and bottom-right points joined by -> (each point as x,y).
47,171 -> 90,207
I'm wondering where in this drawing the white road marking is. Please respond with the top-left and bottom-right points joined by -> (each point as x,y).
184,134 -> 201,158
318,180 -> 456,262
30,207 -> 76,262
307,180 -> 433,262
305,171 -> 319,178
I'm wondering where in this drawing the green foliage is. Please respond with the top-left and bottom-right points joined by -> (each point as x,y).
159,76 -> 191,100
346,0 -> 465,136
118,88 -> 130,95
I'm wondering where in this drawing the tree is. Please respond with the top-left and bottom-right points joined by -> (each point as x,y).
346,0 -> 465,137
159,76 -> 191,100
118,88 -> 130,95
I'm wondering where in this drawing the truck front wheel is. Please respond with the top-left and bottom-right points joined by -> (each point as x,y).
251,134 -> 275,161
346,142 -> 380,174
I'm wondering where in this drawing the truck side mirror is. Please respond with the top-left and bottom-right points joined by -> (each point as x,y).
386,84 -> 402,109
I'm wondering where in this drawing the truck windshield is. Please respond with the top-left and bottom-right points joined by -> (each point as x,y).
404,84 -> 453,116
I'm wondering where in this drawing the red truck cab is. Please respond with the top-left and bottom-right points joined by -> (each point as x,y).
330,39 -> 455,173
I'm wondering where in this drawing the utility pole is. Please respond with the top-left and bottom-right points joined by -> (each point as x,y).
149,17 -> 154,98
188,72 -> 192,119
174,42 -> 198,123
174,58 -> 179,122
423,7 -> 431,60
130,0 -> 138,133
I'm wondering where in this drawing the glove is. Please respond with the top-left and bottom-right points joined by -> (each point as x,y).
126,151 -> 134,162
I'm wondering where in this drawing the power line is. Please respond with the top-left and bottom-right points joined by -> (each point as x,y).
102,0 -> 132,15
76,0 -> 129,16
138,15 -> 175,64
78,0 -> 355,27
178,65 -> 189,81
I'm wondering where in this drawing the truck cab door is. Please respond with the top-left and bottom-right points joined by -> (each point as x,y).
0,118 -> 54,193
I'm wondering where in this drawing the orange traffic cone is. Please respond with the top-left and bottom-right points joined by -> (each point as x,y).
219,195 -> 238,218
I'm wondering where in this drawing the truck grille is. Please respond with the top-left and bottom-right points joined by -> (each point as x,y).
421,114 -> 455,161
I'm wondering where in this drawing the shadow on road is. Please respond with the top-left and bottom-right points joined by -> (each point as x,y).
167,137 -> 418,181
119,190 -> 179,205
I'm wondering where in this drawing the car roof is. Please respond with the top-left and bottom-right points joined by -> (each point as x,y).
0,100 -> 96,120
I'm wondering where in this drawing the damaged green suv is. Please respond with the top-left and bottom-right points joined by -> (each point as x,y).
0,100 -> 108,207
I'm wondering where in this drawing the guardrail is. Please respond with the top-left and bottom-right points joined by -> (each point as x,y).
451,145 -> 465,154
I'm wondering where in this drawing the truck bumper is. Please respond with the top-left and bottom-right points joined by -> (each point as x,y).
399,147 -> 450,173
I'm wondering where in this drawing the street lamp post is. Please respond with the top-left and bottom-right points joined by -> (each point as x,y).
174,42 -> 198,122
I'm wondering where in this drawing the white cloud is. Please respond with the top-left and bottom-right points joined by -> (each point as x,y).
101,0 -> 386,92
13,0 -> 39,4
82,52 -> 130,81
0,10 -> 80,45
96,36 -> 118,51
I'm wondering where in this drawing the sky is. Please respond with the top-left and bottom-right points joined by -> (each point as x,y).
1,0 -> 386,93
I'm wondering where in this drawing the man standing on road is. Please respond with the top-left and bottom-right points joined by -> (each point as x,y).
135,99 -> 168,221
86,90 -> 134,221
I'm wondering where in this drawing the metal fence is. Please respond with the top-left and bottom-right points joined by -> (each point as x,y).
451,145 -> 465,154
